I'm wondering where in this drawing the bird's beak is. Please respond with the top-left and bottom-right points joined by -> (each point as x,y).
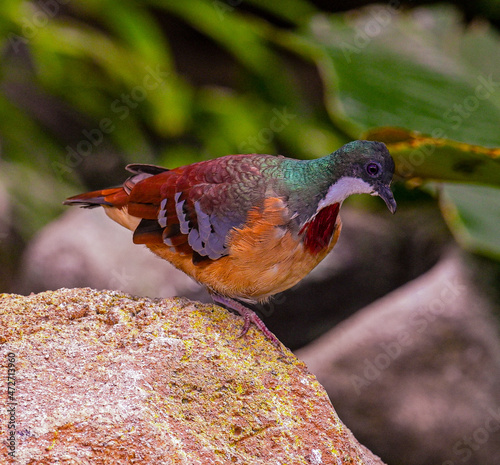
375,184 -> 397,214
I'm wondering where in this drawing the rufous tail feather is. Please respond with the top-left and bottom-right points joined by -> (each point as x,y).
63,188 -> 128,209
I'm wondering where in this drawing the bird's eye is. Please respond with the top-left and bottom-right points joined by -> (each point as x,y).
365,162 -> 381,177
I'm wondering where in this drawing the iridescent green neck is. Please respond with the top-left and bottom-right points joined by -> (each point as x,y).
282,156 -> 336,186
280,156 -> 341,221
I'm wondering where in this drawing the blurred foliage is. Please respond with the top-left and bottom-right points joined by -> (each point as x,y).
0,1 -> 499,259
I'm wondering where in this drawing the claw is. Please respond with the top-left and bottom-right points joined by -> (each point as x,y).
238,312 -> 251,338
211,294 -> 282,348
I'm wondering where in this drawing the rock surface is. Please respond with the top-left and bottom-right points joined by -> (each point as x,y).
0,288 -> 384,465
297,251 -> 500,465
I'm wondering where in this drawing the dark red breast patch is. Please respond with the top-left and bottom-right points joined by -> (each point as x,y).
300,203 -> 340,254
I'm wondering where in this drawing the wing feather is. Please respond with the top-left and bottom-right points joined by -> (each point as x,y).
124,156 -> 282,262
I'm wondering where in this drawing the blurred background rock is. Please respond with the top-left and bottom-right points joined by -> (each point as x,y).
1,1 -> 500,464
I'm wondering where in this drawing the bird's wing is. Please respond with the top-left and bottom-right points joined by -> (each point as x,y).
129,155 -> 281,261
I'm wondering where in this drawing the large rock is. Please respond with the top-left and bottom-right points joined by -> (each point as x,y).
297,251 -> 500,465
0,288 -> 384,464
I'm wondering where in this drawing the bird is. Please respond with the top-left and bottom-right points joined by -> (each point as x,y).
64,140 -> 396,347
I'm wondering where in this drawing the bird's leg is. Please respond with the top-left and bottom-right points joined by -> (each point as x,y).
211,294 -> 281,348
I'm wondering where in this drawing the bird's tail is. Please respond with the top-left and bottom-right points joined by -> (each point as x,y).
63,163 -> 170,231
63,187 -> 128,209
63,163 -> 168,209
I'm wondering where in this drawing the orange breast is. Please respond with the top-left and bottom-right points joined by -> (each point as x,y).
145,197 -> 342,302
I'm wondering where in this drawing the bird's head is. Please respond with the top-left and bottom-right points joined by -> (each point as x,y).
318,140 -> 397,214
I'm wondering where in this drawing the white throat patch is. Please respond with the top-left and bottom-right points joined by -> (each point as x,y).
316,177 -> 373,211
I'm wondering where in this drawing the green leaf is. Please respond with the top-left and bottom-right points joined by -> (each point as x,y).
365,128 -> 500,187
299,6 -> 500,146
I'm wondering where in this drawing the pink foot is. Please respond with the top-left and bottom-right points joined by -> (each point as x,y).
211,294 -> 281,348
